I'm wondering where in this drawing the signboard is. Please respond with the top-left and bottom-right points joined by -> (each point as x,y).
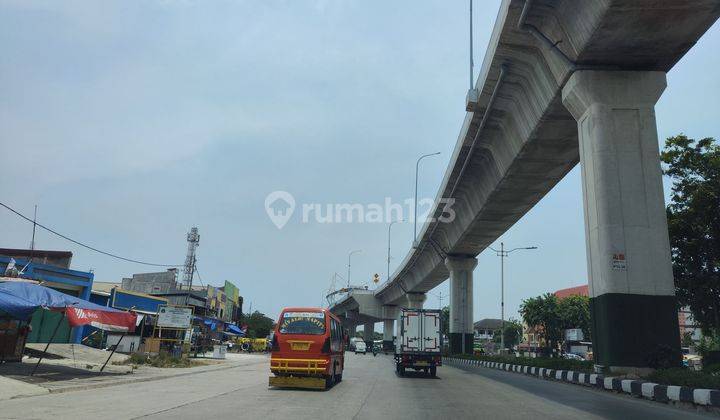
111,289 -> 168,313
157,306 -> 192,329
611,253 -> 627,270
565,328 -> 584,342
224,280 -> 239,305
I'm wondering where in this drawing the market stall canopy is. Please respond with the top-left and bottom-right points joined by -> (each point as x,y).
226,324 -> 246,336
0,281 -> 137,332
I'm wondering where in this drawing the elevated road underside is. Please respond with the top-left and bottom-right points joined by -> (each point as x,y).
331,0 -> 720,368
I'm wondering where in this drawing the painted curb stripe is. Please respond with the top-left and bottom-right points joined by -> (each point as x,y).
621,379 -> 633,393
447,358 -> 720,408
641,382 -> 657,399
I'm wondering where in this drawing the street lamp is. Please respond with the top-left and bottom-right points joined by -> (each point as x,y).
414,152 -> 441,247
387,219 -> 404,282
489,242 -> 538,353
347,249 -> 362,289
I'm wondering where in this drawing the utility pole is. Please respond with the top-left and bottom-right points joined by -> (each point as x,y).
387,219 -> 403,281
347,249 -> 361,288
469,0 -> 474,90
413,152 -> 441,247
489,242 -> 538,352
28,205 -> 37,267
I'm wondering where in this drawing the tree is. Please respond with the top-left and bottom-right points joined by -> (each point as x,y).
493,318 -> 523,349
557,295 -> 591,340
520,293 -> 562,354
661,135 -> 720,333
242,311 -> 275,338
440,306 -> 449,337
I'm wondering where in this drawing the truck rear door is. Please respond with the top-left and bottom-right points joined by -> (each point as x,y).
402,310 -> 421,352
421,311 -> 441,352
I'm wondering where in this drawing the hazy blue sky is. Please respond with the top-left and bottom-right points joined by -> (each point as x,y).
1,1 -> 718,325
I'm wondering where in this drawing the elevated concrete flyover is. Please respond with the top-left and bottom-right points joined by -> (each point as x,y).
331,289 -> 426,350
331,0 -> 720,370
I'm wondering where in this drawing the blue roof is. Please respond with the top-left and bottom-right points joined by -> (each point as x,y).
0,281 -> 124,320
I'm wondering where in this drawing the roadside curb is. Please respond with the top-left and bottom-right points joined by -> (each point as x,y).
444,357 -> 720,409
11,360 -> 264,398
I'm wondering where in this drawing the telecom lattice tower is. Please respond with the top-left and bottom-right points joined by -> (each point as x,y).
183,227 -> 200,290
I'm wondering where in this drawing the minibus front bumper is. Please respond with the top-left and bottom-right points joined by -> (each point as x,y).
270,357 -> 330,376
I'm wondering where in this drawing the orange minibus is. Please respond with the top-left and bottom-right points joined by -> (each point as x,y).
268,307 -> 345,389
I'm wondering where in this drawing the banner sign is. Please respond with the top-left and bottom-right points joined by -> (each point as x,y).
65,307 -> 137,332
157,305 -> 192,329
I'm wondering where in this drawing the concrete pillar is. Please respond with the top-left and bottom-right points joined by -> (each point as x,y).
363,322 -> 374,349
445,256 -> 478,355
404,292 -> 426,309
383,319 -> 394,352
562,71 -> 680,371
348,324 -> 356,338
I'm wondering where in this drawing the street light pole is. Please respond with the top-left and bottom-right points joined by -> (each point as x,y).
414,152 -> 441,248
347,249 -> 362,289
387,219 -> 403,282
489,242 -> 538,353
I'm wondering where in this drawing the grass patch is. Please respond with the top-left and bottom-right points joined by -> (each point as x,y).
647,368 -> 720,390
114,353 -> 208,368
451,354 -> 595,373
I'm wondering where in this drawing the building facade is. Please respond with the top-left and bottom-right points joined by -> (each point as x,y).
0,250 -> 94,344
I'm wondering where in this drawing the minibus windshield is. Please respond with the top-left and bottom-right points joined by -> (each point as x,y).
278,311 -> 326,335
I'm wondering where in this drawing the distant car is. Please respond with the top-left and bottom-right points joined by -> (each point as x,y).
355,341 -> 367,354
563,353 -> 584,361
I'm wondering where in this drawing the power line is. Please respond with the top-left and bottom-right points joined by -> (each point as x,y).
194,265 -> 205,288
0,201 -> 183,267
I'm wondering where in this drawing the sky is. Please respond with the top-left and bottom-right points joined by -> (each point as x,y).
1,1 -> 719,326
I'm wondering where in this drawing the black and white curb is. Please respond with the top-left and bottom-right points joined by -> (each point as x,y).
444,357 -> 720,408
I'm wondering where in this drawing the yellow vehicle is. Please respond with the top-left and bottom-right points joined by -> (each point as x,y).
236,337 -> 268,352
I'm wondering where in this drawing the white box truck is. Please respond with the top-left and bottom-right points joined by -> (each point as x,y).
394,308 -> 442,377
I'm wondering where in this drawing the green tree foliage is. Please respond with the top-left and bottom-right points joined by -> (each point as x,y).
440,306 -> 449,337
242,311 -> 275,338
520,293 -> 591,352
520,293 -> 562,353
493,318 -> 523,348
557,295 -> 591,340
661,135 -> 720,333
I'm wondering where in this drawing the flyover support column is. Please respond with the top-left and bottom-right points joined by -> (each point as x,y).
404,292 -> 426,310
383,319 -> 394,352
445,256 -> 478,355
363,322 -> 374,349
562,71 -> 680,372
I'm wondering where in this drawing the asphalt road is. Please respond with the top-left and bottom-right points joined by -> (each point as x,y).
0,353 -> 712,419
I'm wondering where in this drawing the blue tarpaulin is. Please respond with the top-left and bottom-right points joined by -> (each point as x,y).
192,315 -> 220,331
226,324 -> 245,336
0,281 -> 126,321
